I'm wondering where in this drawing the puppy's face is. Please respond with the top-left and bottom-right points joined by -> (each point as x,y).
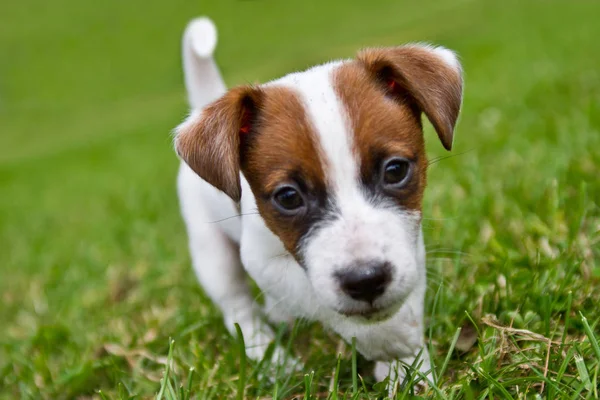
176,45 -> 462,319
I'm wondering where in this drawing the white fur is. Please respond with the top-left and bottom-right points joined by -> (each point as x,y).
177,18 -> 277,364
433,47 -> 461,72
182,18 -> 226,109
175,17 -> 448,387
406,43 -> 461,73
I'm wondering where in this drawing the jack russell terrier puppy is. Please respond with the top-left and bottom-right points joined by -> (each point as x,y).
174,17 -> 463,386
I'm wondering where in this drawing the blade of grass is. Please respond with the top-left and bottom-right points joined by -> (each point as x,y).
278,321 -> 302,394
468,364 -> 514,399
166,378 -> 178,400
169,343 -> 180,399
569,382 -> 586,400
580,313 -> 600,361
590,363 -> 599,400
476,387 -> 489,400
574,354 -> 592,392
542,295 -> 551,338
557,346 -> 576,382
561,291 -> 573,347
568,181 -> 587,244
185,367 -> 195,400
304,371 -> 314,399
166,340 -> 178,400
407,349 -> 447,399
428,280 -> 444,366
359,373 -> 369,395
438,327 -> 461,383
234,323 -> 246,400
254,341 -> 276,394
157,378 -> 167,400
351,337 -> 357,395
331,353 -> 342,400
156,339 -> 175,400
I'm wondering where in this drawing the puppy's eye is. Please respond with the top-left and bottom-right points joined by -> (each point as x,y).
272,186 -> 305,214
382,158 -> 412,187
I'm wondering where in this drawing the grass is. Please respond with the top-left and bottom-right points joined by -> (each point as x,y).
1,0 -> 599,398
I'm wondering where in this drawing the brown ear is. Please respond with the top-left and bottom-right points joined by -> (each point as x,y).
174,86 -> 262,202
358,45 -> 463,150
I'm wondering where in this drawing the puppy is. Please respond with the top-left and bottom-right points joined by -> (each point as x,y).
174,17 -> 462,386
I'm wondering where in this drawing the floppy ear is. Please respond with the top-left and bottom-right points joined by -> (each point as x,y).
174,86 -> 262,202
358,45 -> 463,150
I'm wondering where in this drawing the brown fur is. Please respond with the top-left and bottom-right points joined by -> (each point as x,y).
333,61 -> 428,211
175,86 -> 262,201
243,86 -> 327,256
332,46 -> 463,210
356,46 -> 462,151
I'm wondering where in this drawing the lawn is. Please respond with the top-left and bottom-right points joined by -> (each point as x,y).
1,0 -> 599,398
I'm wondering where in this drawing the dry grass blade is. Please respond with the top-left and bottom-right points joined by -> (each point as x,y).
481,316 -> 561,345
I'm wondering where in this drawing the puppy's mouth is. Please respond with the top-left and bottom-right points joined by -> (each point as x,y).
336,302 -> 401,323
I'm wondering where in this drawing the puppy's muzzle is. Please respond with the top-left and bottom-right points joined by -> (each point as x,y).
336,261 -> 392,303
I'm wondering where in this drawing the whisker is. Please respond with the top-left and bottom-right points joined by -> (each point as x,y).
425,270 -> 445,279
268,252 -> 290,261
207,211 -> 260,224
252,258 -> 295,307
427,148 -> 475,166
421,216 -> 461,221
426,280 -> 458,292
426,249 -> 472,257
425,271 -> 451,281
426,257 -> 459,264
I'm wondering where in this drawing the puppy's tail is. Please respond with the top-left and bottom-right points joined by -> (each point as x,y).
182,17 -> 227,110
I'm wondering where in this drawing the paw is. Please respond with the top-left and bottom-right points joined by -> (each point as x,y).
225,311 -> 276,362
226,313 -> 303,382
374,350 -> 433,395
256,345 -> 304,383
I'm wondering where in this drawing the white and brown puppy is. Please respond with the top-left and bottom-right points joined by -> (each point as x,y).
174,17 -> 462,385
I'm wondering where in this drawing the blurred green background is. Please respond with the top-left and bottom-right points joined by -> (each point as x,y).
1,0 -> 599,398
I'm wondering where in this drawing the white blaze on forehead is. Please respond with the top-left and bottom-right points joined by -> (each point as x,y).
272,61 -> 361,201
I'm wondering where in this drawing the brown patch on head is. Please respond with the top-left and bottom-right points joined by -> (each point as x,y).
175,83 -> 328,258
358,46 -> 463,150
332,45 -> 463,211
333,61 -> 428,211
242,86 -> 328,258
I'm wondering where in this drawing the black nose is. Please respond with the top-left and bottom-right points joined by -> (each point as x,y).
337,262 -> 392,303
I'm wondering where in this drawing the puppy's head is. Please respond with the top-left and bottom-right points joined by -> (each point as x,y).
175,45 -> 463,320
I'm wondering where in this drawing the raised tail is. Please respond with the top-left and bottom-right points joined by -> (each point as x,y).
182,17 -> 227,110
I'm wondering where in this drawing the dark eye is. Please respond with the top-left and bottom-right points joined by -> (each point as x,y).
272,185 -> 305,214
382,157 -> 412,187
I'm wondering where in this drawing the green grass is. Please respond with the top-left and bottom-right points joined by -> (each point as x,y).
1,0 -> 599,398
